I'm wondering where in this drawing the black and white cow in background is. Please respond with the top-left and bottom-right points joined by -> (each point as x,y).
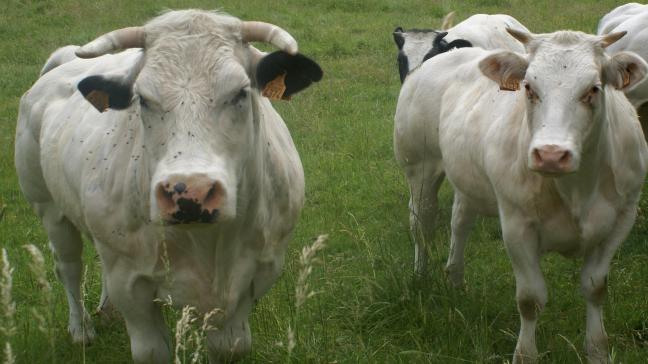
393,13 -> 528,83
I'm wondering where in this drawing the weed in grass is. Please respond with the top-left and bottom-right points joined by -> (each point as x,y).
1,249 -> 16,364
23,244 -> 55,363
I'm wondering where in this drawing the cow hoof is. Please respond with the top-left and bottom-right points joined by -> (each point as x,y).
444,265 -> 465,289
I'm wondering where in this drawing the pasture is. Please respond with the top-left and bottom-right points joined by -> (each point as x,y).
0,0 -> 646,362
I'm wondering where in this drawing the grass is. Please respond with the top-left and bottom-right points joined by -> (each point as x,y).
1,0 -> 647,363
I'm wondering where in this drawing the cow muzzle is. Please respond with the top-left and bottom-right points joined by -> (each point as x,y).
530,144 -> 575,175
155,174 -> 225,224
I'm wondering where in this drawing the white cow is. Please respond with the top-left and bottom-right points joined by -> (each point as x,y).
393,13 -> 528,83
15,10 -> 322,363
395,29 -> 647,363
598,3 -> 648,139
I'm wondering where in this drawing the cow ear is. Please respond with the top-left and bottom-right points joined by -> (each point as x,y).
446,39 -> 472,49
602,51 -> 648,91
479,51 -> 528,91
256,51 -> 323,101
393,27 -> 405,49
78,75 -> 134,112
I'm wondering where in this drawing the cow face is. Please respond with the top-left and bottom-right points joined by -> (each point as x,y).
76,11 -> 322,225
480,29 -> 647,176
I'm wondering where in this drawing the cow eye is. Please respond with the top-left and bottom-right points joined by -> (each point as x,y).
524,83 -> 538,102
581,85 -> 600,104
139,96 -> 149,108
229,88 -> 248,105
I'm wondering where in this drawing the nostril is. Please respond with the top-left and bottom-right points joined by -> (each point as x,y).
559,151 -> 572,164
174,182 -> 187,194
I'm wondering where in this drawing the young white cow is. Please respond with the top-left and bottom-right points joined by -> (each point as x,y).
16,10 -> 322,363
598,3 -> 648,139
394,29 -> 647,363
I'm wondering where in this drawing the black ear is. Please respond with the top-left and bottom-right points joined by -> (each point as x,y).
397,51 -> 409,83
78,75 -> 133,112
393,27 -> 405,49
256,51 -> 323,100
446,39 -> 473,49
433,31 -> 449,50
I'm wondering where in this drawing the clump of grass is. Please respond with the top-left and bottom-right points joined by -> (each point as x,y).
1,249 -> 16,364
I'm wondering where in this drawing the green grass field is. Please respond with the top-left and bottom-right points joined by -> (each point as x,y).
1,0 -> 647,363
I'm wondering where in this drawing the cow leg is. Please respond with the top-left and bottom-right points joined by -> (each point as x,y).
406,162 -> 445,276
206,298 -> 253,363
108,273 -> 170,363
40,203 -> 95,344
96,272 -> 116,320
580,209 -> 633,364
445,192 -> 477,288
501,210 -> 546,364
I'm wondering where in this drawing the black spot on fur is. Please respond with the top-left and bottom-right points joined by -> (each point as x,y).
256,51 -> 323,98
78,75 -> 133,110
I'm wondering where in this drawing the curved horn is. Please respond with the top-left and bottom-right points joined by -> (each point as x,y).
76,26 -> 145,59
241,21 -> 298,55
599,31 -> 627,48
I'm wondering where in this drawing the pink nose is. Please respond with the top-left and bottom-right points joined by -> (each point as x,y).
532,145 -> 573,174
155,174 -> 224,224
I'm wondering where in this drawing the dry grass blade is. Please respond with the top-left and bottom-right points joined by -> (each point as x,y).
1,249 -> 16,364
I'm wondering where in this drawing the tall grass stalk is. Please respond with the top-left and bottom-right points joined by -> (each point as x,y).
24,244 -> 55,363
284,234 -> 328,358
1,249 -> 16,364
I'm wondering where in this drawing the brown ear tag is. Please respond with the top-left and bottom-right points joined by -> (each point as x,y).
262,72 -> 291,101
499,78 -> 520,91
86,90 -> 110,112
622,69 -> 631,88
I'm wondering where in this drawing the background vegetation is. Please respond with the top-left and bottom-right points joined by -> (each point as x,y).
0,0 -> 646,363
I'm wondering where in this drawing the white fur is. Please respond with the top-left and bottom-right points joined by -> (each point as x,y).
598,3 -> 648,108
395,31 -> 648,363
16,10 -> 305,363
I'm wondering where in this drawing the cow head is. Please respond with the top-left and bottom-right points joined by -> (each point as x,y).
479,29 -> 647,176
393,12 -> 471,83
75,10 -> 322,225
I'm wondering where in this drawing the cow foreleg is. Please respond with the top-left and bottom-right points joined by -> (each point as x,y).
206,298 -> 253,363
445,192 -> 477,288
109,273 -> 170,363
406,163 -> 444,276
41,204 -> 96,344
580,209 -> 634,364
96,272 -> 117,321
501,211 -> 546,364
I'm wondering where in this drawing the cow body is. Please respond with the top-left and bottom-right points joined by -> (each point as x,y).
395,30 -> 647,363
393,13 -> 528,83
598,3 -> 648,138
16,10 -> 321,363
